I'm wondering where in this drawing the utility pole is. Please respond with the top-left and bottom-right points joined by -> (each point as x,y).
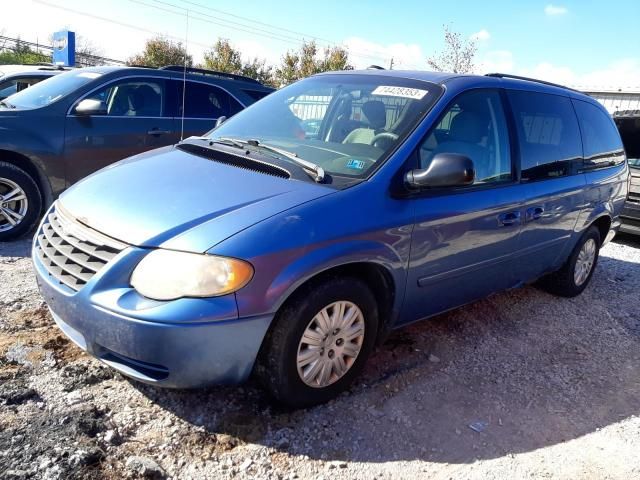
389,57 -> 394,70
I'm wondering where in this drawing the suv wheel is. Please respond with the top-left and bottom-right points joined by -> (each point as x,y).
537,226 -> 601,297
0,162 -> 42,241
256,277 -> 378,408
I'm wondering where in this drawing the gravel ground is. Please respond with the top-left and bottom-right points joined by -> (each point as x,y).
1,234 -> 639,480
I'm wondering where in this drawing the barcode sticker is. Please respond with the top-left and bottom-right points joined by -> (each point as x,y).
372,86 -> 428,100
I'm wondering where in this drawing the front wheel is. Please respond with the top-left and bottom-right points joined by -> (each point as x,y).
537,226 -> 601,297
256,277 -> 378,408
0,162 -> 42,241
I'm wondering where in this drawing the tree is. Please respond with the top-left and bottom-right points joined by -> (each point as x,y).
202,38 -> 242,73
0,38 -> 48,65
241,57 -> 275,87
274,41 -> 352,87
127,36 -> 192,68
75,36 -> 105,66
202,38 -> 275,86
427,25 -> 477,74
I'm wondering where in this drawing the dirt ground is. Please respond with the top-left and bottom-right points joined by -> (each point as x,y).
1,234 -> 639,480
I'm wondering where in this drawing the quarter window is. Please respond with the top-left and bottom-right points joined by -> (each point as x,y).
573,99 -> 624,161
507,90 -> 582,181
82,79 -> 164,117
418,89 -> 512,185
179,82 -> 243,118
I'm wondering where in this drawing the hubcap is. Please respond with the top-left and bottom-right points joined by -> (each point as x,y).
574,238 -> 596,286
0,178 -> 28,233
296,300 -> 365,388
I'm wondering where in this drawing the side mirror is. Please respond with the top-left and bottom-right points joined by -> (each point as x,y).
74,98 -> 107,116
405,153 -> 475,189
215,116 -> 227,128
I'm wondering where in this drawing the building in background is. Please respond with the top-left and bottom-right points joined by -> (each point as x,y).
582,86 -> 640,115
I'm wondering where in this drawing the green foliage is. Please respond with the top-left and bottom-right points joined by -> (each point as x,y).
0,39 -> 48,65
127,36 -> 193,68
202,39 -> 276,87
274,41 -> 353,87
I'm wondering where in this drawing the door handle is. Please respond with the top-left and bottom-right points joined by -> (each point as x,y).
147,129 -> 171,136
526,206 -> 545,222
498,211 -> 521,227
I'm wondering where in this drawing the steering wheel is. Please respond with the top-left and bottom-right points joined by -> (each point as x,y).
370,132 -> 399,149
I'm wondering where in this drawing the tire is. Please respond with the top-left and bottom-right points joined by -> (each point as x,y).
256,277 -> 379,408
537,226 -> 601,298
0,162 -> 42,241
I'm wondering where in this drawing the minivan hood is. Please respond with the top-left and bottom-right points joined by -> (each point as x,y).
59,146 -> 335,252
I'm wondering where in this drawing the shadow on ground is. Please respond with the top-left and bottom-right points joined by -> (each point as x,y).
135,249 -> 640,464
0,237 -> 32,258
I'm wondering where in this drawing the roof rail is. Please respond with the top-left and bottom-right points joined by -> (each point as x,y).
159,65 -> 260,84
367,65 -> 385,70
485,73 -> 580,93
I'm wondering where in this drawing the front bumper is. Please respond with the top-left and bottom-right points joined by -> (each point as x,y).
33,244 -> 273,388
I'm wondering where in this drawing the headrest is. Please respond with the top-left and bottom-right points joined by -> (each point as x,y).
361,100 -> 387,129
450,111 -> 485,143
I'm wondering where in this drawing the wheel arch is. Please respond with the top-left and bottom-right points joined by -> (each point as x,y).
0,149 -> 52,210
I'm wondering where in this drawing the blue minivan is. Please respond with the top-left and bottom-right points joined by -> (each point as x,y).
33,70 -> 629,407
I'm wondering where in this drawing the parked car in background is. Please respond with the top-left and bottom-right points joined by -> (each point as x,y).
33,70 -> 628,407
615,111 -> 640,235
0,65 -> 274,240
0,64 -> 72,100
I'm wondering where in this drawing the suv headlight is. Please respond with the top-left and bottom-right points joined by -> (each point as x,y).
130,249 -> 254,301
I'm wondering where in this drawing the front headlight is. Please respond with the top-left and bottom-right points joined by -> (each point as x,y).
130,249 -> 254,301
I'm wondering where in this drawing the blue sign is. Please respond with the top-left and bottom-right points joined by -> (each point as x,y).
52,30 -> 75,66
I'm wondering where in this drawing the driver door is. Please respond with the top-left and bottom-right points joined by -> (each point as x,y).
401,89 -> 524,324
64,78 -> 175,185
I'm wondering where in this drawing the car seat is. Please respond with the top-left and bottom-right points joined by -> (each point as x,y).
342,100 -> 387,145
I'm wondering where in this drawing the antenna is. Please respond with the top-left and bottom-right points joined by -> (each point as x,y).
180,9 -> 189,141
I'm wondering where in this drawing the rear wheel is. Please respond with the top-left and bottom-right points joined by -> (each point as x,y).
0,162 -> 42,241
256,277 -> 378,408
537,226 -> 601,297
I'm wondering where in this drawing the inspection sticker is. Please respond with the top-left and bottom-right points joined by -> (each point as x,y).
372,85 -> 428,100
346,159 -> 366,170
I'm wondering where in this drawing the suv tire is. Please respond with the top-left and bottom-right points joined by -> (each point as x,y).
537,226 -> 601,297
0,162 -> 42,241
256,277 -> 378,408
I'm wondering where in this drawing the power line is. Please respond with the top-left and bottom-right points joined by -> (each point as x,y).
173,0 -> 338,46
139,0 -> 388,62
34,0 -> 390,64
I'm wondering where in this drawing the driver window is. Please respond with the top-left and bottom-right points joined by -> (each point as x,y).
419,89 -> 512,184
82,80 -> 164,117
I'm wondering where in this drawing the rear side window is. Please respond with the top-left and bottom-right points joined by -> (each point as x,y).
507,91 -> 582,181
179,82 -> 243,118
573,100 -> 624,162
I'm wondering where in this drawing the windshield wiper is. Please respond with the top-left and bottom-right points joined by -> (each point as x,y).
219,137 -> 325,182
0,100 -> 15,109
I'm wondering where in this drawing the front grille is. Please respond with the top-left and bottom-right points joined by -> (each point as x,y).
34,204 -> 127,292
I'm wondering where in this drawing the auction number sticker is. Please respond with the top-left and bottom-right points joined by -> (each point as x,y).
372,86 -> 428,100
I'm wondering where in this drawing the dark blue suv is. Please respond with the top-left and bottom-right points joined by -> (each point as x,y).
33,70 -> 628,407
0,65 -> 273,240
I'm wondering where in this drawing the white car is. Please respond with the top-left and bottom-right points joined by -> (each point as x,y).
0,64 -> 72,101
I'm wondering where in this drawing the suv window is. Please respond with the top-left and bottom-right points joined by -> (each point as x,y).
178,81 -> 243,118
507,90 -> 582,181
83,79 -> 164,117
418,89 -> 512,185
573,100 -> 624,161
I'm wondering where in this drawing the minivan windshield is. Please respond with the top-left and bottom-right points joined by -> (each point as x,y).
208,74 -> 442,180
2,70 -> 103,109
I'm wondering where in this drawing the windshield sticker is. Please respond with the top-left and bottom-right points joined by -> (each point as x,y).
372,86 -> 428,100
346,159 -> 366,170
